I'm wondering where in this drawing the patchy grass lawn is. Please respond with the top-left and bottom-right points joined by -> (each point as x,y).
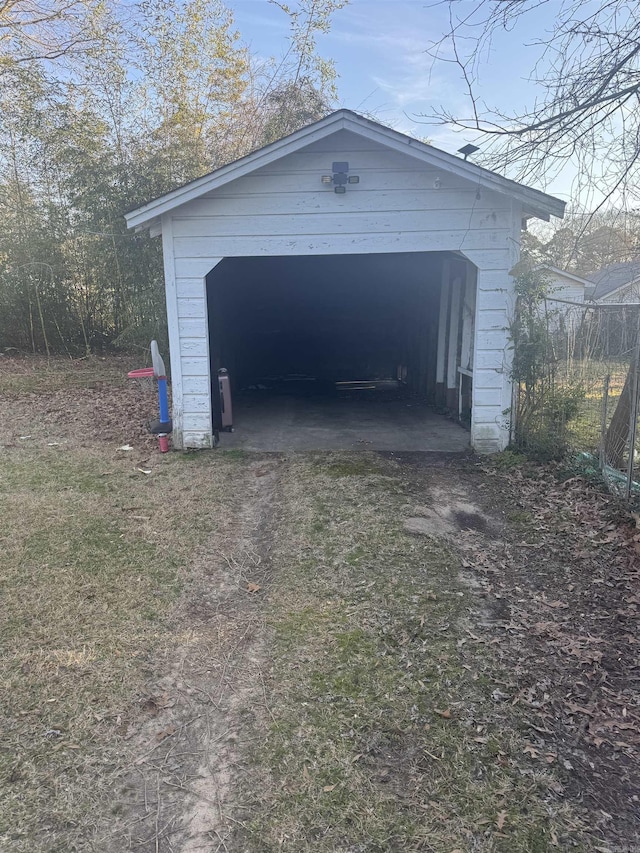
232,455 -> 593,852
0,357 -> 245,850
1,356 -> 638,852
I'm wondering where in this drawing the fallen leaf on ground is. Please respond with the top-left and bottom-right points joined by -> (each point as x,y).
322,784 -> 336,792
496,811 -> 507,830
246,582 -> 261,593
434,708 -> 451,719
155,725 -> 177,742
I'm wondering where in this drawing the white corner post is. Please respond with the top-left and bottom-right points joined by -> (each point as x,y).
161,214 -> 184,449
161,212 -> 223,450
464,252 -> 518,452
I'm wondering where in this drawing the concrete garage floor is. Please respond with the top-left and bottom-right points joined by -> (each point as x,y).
218,395 -> 470,452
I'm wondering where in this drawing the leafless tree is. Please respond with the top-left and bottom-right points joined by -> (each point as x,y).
425,1 -> 640,211
0,0 -> 100,69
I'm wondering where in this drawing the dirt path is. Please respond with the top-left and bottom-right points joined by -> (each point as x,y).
101,454 -> 285,852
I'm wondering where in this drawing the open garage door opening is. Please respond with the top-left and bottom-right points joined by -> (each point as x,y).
206,252 -> 475,452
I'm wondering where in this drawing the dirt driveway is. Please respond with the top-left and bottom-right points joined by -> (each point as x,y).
1,357 -> 638,852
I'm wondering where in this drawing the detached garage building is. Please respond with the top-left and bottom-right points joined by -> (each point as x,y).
126,110 -> 564,452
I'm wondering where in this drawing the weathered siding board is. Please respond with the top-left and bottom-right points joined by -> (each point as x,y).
178,337 -> 209,357
197,170 -> 477,195
476,308 -> 509,329
474,289 -> 513,310
547,282 -> 584,303
183,393 -> 211,413
171,211 -> 512,241
193,188 -> 504,215
473,349 -> 510,370
475,328 -> 510,350
195,189 -> 507,217
180,356 -> 209,375
172,231 -> 511,263
182,375 -> 209,395
175,279 -> 208,299
470,388 -> 503,407
178,318 -> 207,338
177,297 -> 206,317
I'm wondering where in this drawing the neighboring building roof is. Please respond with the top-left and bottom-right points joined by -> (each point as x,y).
125,109 -> 566,231
587,260 -> 640,300
536,264 -> 591,288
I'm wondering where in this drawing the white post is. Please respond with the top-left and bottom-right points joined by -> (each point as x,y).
460,265 -> 476,372
468,265 -> 515,452
161,214 -> 184,449
435,258 -> 449,388
447,276 -> 462,393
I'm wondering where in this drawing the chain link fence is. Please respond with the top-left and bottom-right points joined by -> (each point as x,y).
513,298 -> 640,502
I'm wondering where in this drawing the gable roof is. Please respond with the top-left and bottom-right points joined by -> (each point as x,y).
125,109 -> 565,231
537,264 -> 591,288
587,260 -> 640,300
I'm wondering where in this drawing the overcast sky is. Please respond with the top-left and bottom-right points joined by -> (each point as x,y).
229,0 -> 574,205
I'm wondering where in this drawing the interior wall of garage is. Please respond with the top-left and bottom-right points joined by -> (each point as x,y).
206,252 -> 444,404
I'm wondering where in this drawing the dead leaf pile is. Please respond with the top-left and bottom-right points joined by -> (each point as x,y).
463,462 -> 640,846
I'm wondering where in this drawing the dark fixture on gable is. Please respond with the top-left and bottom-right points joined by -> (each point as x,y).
321,161 -> 360,193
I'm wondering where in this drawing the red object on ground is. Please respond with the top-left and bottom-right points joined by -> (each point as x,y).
128,367 -> 155,378
158,435 -> 169,453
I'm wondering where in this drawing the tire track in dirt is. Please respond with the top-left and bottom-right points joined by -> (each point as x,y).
103,453 -> 285,853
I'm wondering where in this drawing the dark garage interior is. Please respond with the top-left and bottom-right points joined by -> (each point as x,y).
205,252 -> 470,451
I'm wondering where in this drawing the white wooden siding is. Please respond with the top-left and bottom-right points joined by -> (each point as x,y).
546,275 -> 585,305
164,131 -> 521,451
163,213 -> 216,449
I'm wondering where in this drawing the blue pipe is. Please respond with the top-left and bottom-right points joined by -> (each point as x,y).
158,376 -> 170,424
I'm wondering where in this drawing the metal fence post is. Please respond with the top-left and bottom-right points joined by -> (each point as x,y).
625,321 -> 640,501
600,375 -> 610,472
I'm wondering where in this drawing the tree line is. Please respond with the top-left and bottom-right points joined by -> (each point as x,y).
0,0 -> 346,355
522,211 -> 640,277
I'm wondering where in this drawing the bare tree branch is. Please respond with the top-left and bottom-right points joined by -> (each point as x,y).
422,0 -> 640,209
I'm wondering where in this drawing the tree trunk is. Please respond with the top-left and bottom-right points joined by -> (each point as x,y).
605,360 -> 635,469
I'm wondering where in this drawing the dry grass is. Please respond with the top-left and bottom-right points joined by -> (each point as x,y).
232,454 -> 593,852
0,357 -> 246,851
0,353 -> 134,395
0,357 -> 624,851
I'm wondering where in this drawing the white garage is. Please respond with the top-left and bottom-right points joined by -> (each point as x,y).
126,110 -> 564,452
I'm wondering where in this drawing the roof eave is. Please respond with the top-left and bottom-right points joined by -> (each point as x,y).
125,109 -> 566,230
535,264 -> 590,286
125,112 -> 348,230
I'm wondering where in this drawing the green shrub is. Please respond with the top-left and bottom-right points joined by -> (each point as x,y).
509,265 -> 585,462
